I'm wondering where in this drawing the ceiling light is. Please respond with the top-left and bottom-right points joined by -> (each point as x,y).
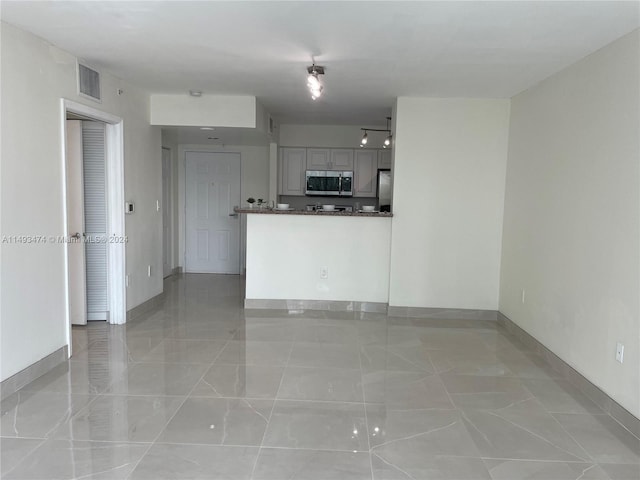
200,127 -> 214,131
189,90 -> 202,97
306,64 -> 325,100
359,117 -> 392,148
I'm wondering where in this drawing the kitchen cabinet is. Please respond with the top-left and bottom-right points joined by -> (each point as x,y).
306,148 -> 353,170
306,148 -> 331,169
378,149 -> 392,169
279,148 -> 306,196
354,149 -> 378,197
330,149 -> 354,170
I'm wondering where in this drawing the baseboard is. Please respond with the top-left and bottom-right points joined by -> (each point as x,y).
126,291 -> 165,321
244,298 -> 388,313
497,312 -> 640,438
1,345 -> 68,400
388,306 -> 498,321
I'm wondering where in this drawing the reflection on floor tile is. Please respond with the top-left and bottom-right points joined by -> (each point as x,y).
363,370 -> 453,409
54,394 -> 183,442
278,366 -> 363,402
191,364 -> 284,399
157,397 -> 272,446
106,363 -> 207,396
2,274 -> 638,480
129,443 -> 258,479
484,459 -> 609,480
263,400 -> 368,451
553,413 -> 640,464
4,439 -> 148,480
252,448 -> 371,480
288,342 -> 361,369
1,391 -> 95,438
522,378 -> 604,414
371,453 -> 491,480
0,438 -> 43,476
215,340 -> 293,366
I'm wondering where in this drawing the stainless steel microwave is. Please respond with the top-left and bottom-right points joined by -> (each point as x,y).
305,170 -> 353,196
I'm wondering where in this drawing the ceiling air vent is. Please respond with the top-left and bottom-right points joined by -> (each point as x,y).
77,62 -> 101,102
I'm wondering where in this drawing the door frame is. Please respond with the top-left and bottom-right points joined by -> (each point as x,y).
60,99 -> 126,352
161,146 -> 172,278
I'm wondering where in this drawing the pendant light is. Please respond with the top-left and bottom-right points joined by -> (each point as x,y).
306,64 -> 325,100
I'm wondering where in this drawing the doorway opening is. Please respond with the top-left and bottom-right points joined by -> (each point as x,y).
61,99 -> 126,355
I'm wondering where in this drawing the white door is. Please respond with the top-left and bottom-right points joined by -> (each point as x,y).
162,147 -> 172,277
185,152 -> 241,273
65,120 -> 87,326
82,121 -> 108,321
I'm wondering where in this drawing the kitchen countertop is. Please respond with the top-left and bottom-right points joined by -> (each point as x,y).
234,207 -> 393,217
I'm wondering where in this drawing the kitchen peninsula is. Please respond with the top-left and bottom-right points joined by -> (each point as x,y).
236,207 -> 393,311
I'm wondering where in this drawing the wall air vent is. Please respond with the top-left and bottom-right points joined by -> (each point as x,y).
77,62 -> 101,102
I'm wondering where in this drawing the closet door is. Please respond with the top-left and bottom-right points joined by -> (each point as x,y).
82,121 -> 108,321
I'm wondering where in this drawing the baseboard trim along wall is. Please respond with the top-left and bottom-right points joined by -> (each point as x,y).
244,298 -> 388,313
1,345 -> 68,400
388,306 -> 498,320
497,312 -> 640,438
126,291 -> 166,322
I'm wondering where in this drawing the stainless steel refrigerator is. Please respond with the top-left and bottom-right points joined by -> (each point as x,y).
377,169 -> 392,212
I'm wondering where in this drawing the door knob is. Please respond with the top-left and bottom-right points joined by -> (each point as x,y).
71,232 -> 82,239
228,213 -> 239,218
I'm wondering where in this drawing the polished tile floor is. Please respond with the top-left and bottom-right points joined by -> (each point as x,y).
2,274 -> 639,479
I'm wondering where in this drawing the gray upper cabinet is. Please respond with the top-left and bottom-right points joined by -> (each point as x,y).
330,149 -> 354,170
279,148 -> 306,196
378,149 -> 392,169
306,148 -> 331,169
354,149 -> 378,197
306,148 -> 354,170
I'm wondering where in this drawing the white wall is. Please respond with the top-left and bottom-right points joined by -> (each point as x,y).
389,98 -> 510,310
176,144 -> 270,271
500,30 -> 640,417
0,22 -> 162,381
150,94 -> 256,128
279,124 -> 388,148
246,214 -> 392,303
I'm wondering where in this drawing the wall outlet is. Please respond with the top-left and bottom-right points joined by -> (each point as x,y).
521,289 -> 526,304
156,200 -> 160,212
125,274 -> 130,287
147,265 -> 151,277
616,342 -> 624,363
320,266 -> 328,279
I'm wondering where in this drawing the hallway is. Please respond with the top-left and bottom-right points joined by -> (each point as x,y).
1,274 -> 638,479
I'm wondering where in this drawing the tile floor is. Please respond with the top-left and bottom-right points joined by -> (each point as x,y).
2,274 -> 639,479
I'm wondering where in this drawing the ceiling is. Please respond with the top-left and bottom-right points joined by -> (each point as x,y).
2,1 -> 639,125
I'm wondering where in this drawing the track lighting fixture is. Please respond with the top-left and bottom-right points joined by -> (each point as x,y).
359,117 -> 392,148
306,64 -> 325,100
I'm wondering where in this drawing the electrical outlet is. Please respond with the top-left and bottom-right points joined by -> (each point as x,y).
147,265 -> 151,277
125,274 -> 130,287
156,200 -> 160,212
616,342 -> 624,363
320,266 -> 328,279
521,289 -> 526,304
